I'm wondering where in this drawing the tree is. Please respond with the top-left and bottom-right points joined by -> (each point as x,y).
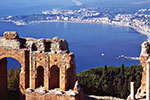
103,65 -> 108,76
8,68 -> 15,91
7,66 -> 20,91
78,64 -> 143,99
121,64 -> 125,76
14,66 -> 20,90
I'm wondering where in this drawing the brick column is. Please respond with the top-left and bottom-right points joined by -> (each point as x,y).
44,67 -> 49,90
0,58 -> 7,100
30,52 -> 36,89
60,67 -> 67,91
146,59 -> 150,100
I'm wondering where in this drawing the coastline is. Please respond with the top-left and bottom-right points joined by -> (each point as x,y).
23,20 -> 150,38
0,8 -> 150,39
0,19 -> 150,39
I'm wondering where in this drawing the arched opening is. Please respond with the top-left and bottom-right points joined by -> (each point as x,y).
36,66 -> 44,88
49,65 -> 60,89
0,57 -> 21,100
67,68 -> 73,89
32,43 -> 37,51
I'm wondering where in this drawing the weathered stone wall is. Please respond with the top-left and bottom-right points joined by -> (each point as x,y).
0,31 -> 82,100
135,41 -> 150,99
0,58 -> 7,100
0,38 -> 20,49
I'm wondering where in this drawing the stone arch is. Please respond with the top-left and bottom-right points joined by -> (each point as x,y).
0,49 -> 29,100
49,65 -> 60,89
0,55 -> 23,66
67,67 -> 73,89
36,66 -> 44,88
0,56 -> 24,100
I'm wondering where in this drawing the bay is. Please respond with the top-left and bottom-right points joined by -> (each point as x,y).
0,21 -> 147,72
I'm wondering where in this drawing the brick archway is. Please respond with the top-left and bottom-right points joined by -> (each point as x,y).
0,48 -> 29,100
36,66 -> 44,88
0,57 -> 21,100
49,65 -> 60,89
0,31 -> 81,100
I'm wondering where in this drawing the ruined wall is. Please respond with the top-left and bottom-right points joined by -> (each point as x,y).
0,31 -> 83,100
27,37 -> 77,91
135,41 -> 150,99
0,58 -> 7,100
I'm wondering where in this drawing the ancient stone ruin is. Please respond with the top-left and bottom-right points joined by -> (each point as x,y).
135,40 -> 150,99
126,40 -> 150,100
0,31 -> 83,100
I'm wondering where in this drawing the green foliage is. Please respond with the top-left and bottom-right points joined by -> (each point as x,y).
77,64 -> 143,99
7,66 -> 20,91
7,66 -> 20,100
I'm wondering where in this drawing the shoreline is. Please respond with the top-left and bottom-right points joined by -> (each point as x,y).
26,20 -> 150,38
0,19 -> 150,38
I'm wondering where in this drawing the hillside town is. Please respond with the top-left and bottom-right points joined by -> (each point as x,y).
0,8 -> 150,36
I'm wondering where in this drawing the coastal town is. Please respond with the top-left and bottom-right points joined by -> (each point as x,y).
0,7 -> 150,36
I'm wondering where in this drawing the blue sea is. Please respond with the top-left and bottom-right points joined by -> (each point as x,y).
0,0 -> 149,72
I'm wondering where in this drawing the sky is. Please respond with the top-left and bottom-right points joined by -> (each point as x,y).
0,0 -> 150,17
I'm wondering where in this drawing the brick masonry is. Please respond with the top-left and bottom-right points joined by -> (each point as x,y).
0,31 -> 83,100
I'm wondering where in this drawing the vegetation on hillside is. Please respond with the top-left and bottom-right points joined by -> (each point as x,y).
77,64 -> 143,99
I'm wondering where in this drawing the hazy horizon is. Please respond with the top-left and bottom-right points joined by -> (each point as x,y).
0,0 -> 150,17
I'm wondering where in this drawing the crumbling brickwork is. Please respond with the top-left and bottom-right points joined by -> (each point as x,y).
0,31 -> 83,100
135,41 -> 150,99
